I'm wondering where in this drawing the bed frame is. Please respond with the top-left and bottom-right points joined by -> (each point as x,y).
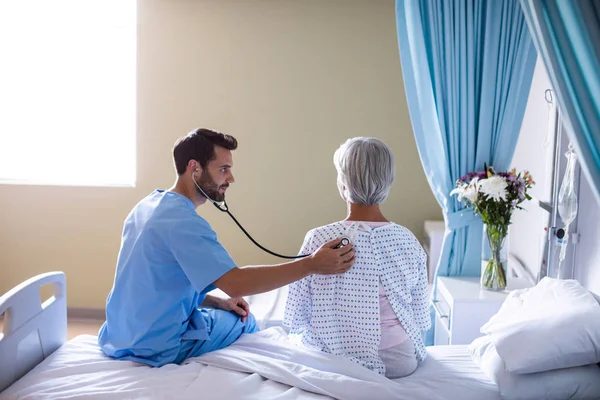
1,270 -> 597,396
0,272 -> 67,392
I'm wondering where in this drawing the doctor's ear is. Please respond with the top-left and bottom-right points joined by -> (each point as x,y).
188,160 -> 201,174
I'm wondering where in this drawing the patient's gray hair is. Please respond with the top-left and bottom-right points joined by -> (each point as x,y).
333,137 -> 395,206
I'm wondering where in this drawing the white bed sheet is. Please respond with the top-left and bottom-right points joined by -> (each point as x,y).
0,329 -> 499,400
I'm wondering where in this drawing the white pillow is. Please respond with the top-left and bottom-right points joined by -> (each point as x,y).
469,335 -> 600,400
480,277 -> 600,373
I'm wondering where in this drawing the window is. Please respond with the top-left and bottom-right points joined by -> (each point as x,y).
0,0 -> 136,186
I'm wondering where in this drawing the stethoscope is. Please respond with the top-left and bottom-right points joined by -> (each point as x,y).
192,171 -> 350,259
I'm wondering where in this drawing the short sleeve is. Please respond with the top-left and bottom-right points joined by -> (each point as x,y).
283,230 -> 318,330
169,216 -> 237,294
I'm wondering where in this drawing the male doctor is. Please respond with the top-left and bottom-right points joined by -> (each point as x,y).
98,128 -> 355,367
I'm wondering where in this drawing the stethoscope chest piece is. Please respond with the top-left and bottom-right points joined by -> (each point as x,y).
334,236 -> 351,249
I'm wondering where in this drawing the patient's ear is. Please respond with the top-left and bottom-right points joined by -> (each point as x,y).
340,185 -> 349,202
336,177 -> 349,202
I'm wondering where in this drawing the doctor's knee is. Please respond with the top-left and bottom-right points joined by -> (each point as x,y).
244,312 -> 259,334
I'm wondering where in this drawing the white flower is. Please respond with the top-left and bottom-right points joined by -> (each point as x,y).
451,177 -> 479,203
462,179 -> 479,202
478,175 -> 508,202
450,185 -> 465,198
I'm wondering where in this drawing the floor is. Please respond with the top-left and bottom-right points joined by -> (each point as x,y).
0,318 -> 104,340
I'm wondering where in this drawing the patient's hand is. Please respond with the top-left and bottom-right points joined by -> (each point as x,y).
309,238 -> 355,275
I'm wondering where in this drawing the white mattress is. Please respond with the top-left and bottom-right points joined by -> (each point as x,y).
0,333 -> 499,400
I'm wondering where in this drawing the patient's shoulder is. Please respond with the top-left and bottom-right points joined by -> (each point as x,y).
387,222 -> 415,237
377,224 -> 424,247
305,221 -> 346,234
303,221 -> 347,242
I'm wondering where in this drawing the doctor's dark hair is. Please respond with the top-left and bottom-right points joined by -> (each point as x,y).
333,137 -> 395,206
173,128 -> 238,175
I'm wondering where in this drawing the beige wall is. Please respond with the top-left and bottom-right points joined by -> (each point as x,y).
0,0 -> 441,309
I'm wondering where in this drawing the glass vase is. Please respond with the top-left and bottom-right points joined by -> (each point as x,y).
481,223 -> 508,291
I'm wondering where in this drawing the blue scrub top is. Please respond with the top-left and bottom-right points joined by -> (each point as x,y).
98,190 -> 237,366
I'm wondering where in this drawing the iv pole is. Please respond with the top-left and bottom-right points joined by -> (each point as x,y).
539,89 -> 559,280
543,89 -> 581,280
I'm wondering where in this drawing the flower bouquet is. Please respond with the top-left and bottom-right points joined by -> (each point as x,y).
450,164 -> 535,290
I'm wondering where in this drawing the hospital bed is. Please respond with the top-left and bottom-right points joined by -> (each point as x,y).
0,272 -> 501,400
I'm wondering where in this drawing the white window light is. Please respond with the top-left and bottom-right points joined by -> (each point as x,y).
0,0 -> 136,187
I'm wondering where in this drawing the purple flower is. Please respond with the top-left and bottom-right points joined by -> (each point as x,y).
517,178 -> 525,192
458,169 -> 523,188
458,171 -> 485,184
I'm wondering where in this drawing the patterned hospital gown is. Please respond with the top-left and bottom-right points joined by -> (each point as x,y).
283,221 -> 431,375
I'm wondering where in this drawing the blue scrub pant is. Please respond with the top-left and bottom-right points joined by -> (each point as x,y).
175,308 -> 259,364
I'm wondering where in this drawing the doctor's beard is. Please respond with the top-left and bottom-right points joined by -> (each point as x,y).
195,170 -> 228,203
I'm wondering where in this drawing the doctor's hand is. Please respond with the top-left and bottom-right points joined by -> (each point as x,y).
217,297 -> 250,322
308,238 -> 355,275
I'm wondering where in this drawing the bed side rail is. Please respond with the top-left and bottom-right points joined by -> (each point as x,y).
0,272 -> 67,393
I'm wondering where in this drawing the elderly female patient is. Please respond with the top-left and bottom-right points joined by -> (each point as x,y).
284,137 -> 431,378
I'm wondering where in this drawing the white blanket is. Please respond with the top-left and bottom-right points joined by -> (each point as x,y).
190,327 -> 404,400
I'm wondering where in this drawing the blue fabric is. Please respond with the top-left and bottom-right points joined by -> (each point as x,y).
175,309 -> 259,364
521,0 -> 600,204
98,190 -> 238,367
396,0 -> 537,344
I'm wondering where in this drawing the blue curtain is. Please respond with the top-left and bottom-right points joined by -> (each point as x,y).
521,0 -> 600,204
396,0 -> 537,344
